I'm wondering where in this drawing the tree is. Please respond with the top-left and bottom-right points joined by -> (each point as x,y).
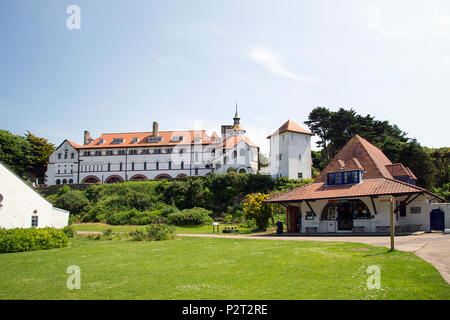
242,193 -> 273,230
26,131 -> 55,181
0,130 -> 32,177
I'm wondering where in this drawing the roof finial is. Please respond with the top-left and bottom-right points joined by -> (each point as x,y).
233,100 -> 240,125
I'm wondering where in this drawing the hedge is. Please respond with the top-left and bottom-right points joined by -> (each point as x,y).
0,228 -> 69,253
167,207 -> 213,226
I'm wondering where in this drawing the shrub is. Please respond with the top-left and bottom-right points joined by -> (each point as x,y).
0,228 -> 69,253
242,193 -> 273,231
167,207 -> 213,226
63,225 -> 75,238
129,224 -> 175,241
54,190 -> 90,216
104,209 -> 164,225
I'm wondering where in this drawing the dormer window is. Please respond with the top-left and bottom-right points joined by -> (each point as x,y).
112,138 -> 124,144
172,136 -> 184,142
98,139 -> 104,145
194,137 -> 201,143
327,170 -> 361,186
132,137 -> 139,143
148,136 -> 162,143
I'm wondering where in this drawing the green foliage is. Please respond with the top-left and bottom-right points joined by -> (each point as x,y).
242,193 -> 273,231
433,182 -> 450,202
105,209 -> 164,225
128,224 -> 175,241
63,226 -> 75,238
0,130 -> 32,177
0,130 -> 54,182
0,228 -> 68,253
25,132 -> 55,180
45,175 -> 313,224
53,190 -> 90,216
167,207 -> 213,226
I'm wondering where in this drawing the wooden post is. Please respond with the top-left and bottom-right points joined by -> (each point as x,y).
389,197 -> 394,251
381,197 -> 395,251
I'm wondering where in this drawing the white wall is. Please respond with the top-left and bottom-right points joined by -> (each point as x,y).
0,162 -> 69,229
287,194 -> 431,233
269,132 -> 312,180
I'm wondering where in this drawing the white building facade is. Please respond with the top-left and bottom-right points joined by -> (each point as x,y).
266,120 -> 313,180
45,112 -> 259,185
0,162 -> 69,229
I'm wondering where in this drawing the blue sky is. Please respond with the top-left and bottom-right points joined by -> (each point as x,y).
0,0 -> 449,155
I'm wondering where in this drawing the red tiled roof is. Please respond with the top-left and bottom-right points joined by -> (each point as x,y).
386,163 -> 413,178
67,140 -> 82,149
315,135 -> 394,182
266,178 -> 444,203
223,134 -> 258,150
76,130 -> 213,149
267,120 -> 313,138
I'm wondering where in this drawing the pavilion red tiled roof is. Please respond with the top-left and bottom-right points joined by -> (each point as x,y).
315,135 -> 395,182
266,177 -> 444,203
267,120 -> 313,138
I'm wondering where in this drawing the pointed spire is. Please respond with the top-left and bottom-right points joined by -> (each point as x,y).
233,100 -> 240,125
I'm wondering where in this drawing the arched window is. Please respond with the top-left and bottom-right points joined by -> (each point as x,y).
58,153 -> 61,160
62,179 -> 67,184
64,149 -> 68,159
233,150 -> 237,158
181,161 -> 184,170
131,162 -> 135,171
108,163 -> 111,171
321,204 -> 338,221
69,179 -> 73,184
56,179 -> 61,185
168,161 -> 172,170
71,153 -> 75,159
156,161 -> 159,170
352,200 -> 371,219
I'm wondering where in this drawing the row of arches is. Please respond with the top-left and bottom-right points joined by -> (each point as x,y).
81,173 -> 189,184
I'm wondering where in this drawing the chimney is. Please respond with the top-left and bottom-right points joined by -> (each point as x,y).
83,130 -> 91,145
152,121 -> 159,137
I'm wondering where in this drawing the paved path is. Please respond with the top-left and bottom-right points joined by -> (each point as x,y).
178,232 -> 450,284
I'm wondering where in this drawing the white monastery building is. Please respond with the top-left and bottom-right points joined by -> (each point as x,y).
0,161 -> 69,229
45,110 -> 266,185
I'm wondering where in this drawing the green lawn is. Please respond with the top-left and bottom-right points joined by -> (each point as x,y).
72,223 -> 257,234
0,237 -> 448,299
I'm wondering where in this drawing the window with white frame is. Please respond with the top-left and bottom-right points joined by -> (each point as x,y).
31,216 -> 38,228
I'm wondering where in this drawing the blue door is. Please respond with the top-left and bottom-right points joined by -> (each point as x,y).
430,209 -> 445,231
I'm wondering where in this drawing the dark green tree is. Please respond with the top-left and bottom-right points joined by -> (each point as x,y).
26,131 -> 55,180
0,130 -> 32,176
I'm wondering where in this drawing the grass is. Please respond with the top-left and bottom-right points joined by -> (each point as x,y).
0,237 -> 448,299
72,223 -> 257,234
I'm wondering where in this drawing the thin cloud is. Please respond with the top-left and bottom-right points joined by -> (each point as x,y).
249,47 -> 320,84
